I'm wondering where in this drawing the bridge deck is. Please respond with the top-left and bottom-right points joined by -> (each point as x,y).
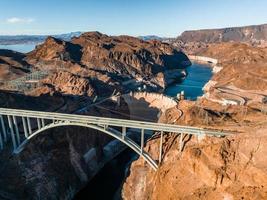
0,108 -> 230,137
0,107 -> 232,170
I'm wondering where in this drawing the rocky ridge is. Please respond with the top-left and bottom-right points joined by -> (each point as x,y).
177,23 -> 267,45
26,32 -> 190,89
0,49 -> 30,82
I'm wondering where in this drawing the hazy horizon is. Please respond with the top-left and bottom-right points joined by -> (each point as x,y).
1,0 -> 267,37
0,21 -> 267,37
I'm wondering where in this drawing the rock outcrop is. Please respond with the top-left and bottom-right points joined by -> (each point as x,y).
200,42 -> 267,91
25,32 -> 190,89
169,24 -> 267,54
72,32 -> 189,75
27,36 -> 82,63
177,23 -> 267,45
122,99 -> 267,200
123,127 -> 267,200
40,71 -> 96,96
0,49 -> 31,82
1,32 -> 191,95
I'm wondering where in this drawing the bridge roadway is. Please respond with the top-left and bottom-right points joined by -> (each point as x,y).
0,108 -> 231,170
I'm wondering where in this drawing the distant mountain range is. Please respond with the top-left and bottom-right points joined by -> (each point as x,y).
177,23 -> 267,43
0,32 -> 82,45
138,35 -> 167,41
2,23 -> 267,46
140,23 -> 267,45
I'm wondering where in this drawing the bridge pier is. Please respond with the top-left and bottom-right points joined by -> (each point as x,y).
141,129 -> 144,153
22,117 -> 29,138
159,131 -> 163,164
0,115 -> 7,142
27,117 -> 32,135
122,127 -> 126,140
37,118 -> 41,129
104,124 -> 108,130
7,115 -> 17,150
41,119 -> 45,127
197,131 -> 206,142
12,116 -> 20,145
179,133 -> 184,152
0,124 -> 3,150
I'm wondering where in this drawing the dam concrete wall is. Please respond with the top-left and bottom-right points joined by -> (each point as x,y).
122,92 -> 177,122
188,55 -> 218,65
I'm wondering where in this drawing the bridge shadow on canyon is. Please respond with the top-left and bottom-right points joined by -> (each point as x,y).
0,89 -> 166,199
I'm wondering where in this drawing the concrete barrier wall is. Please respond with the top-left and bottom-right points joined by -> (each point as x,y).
122,92 -> 177,121
188,55 -> 218,65
126,92 -> 177,111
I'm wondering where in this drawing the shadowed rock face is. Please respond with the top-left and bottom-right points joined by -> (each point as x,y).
0,32 -> 190,93
27,36 -> 82,63
40,71 -> 96,96
26,32 -> 189,79
72,32 -> 189,75
0,49 -> 30,81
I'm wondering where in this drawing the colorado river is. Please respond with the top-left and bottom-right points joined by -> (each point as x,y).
165,62 -> 212,100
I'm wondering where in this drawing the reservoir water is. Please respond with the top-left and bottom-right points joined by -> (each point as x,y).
0,44 -> 37,53
165,62 -> 213,100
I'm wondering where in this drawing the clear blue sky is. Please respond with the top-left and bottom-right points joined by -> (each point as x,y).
0,0 -> 267,37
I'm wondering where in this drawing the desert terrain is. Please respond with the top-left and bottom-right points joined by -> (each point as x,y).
0,24 -> 266,200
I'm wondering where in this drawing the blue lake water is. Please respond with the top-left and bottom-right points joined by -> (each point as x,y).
165,63 -> 212,100
0,44 -> 37,53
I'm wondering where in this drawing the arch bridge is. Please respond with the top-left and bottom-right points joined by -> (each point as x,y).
0,108 -> 230,171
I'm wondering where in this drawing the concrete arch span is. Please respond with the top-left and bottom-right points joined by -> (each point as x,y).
14,121 -> 158,171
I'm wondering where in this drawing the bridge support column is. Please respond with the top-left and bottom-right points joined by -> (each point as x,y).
0,115 -> 7,142
117,96 -> 121,106
122,127 -> 126,140
37,118 -> 41,129
104,124 -> 108,130
22,117 -> 29,138
0,122 -> 3,149
12,116 -> 20,145
0,131 -> 3,150
93,96 -> 98,103
7,116 -> 17,150
197,131 -> 206,142
179,133 -> 184,152
159,131 -> 163,164
141,129 -> 144,154
27,117 -> 32,135
41,119 -> 45,127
